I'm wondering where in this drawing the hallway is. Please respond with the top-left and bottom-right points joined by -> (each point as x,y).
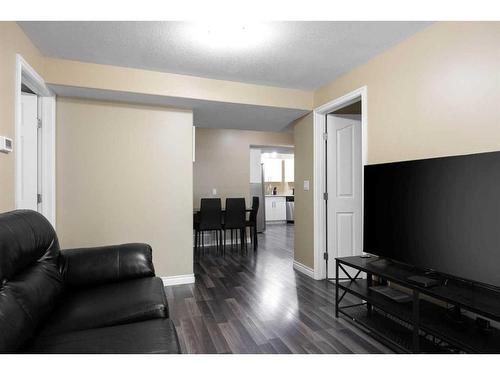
165,224 -> 392,353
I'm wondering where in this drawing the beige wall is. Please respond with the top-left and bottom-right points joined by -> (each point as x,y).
315,22 -> 500,164
293,113 -> 314,269
290,21 -> 500,276
193,127 -> 293,207
56,97 -> 193,277
0,22 -> 311,215
0,22 -> 45,212
43,57 -> 313,110
4,21 -> 499,280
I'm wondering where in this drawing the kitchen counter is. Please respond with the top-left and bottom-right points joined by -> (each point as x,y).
265,194 -> 294,197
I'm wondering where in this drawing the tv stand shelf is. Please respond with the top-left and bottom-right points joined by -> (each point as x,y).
336,256 -> 500,353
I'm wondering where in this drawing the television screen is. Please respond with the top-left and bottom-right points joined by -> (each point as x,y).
363,151 -> 500,288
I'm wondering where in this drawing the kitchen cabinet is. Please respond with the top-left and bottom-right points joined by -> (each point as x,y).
284,159 -> 294,182
265,196 -> 286,221
263,159 -> 282,182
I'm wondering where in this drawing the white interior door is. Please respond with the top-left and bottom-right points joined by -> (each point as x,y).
18,93 -> 39,211
326,114 -> 362,278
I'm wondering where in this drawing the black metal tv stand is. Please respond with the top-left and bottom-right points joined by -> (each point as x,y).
335,256 -> 500,353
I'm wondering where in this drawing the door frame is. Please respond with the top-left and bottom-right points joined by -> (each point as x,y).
15,54 -> 56,227
312,86 -> 368,280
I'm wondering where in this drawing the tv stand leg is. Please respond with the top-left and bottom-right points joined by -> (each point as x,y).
335,260 -> 339,318
367,273 -> 373,315
412,290 -> 420,353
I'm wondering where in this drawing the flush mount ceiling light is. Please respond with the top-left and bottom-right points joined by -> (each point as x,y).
185,22 -> 272,51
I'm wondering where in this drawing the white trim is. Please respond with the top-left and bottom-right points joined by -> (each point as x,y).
312,108 -> 325,280
16,55 -> 51,97
40,97 -> 56,227
313,86 -> 368,280
293,260 -> 314,279
15,54 -> 56,228
161,274 -> 195,286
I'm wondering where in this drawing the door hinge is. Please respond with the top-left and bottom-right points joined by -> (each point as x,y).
37,194 -> 42,204
323,132 -> 328,141
323,192 -> 328,201
323,252 -> 329,261
37,118 -> 42,129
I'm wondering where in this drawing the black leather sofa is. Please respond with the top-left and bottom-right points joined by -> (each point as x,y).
0,210 -> 180,353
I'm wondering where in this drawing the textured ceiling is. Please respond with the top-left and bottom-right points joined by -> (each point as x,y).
20,21 -> 432,90
49,85 -> 309,132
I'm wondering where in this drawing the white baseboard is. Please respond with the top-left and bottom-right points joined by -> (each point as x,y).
161,274 -> 195,286
293,260 -> 314,279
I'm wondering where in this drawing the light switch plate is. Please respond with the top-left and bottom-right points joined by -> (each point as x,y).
303,180 -> 310,191
212,188 -> 217,196
0,136 -> 13,154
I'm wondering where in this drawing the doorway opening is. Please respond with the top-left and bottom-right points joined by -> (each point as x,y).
312,87 -> 368,280
251,145 -> 295,223
249,145 -> 295,254
15,54 -> 56,226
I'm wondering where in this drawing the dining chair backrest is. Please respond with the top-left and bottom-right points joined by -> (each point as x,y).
224,198 -> 246,229
199,198 -> 222,230
249,196 -> 259,223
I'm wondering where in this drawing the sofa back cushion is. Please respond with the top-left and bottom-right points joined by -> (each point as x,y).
60,244 -> 155,288
0,210 -> 63,352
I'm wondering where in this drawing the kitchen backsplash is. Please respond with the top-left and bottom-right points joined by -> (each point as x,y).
264,182 -> 295,196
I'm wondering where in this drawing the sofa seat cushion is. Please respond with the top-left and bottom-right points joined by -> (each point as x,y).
24,318 -> 180,354
39,276 -> 168,336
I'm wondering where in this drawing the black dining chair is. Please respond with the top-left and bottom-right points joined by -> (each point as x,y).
195,198 -> 223,258
223,198 -> 247,254
246,196 -> 259,251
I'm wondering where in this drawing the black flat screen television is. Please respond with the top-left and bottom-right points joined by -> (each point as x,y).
363,151 -> 500,288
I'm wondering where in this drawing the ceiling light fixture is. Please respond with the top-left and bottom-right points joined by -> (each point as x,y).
186,22 -> 271,51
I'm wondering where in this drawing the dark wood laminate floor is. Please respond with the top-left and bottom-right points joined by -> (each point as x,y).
165,223 -> 393,354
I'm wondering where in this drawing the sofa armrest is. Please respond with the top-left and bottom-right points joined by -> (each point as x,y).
59,243 -> 155,288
